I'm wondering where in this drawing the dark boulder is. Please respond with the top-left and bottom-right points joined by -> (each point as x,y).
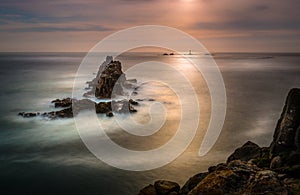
18,112 -> 39,117
178,172 -> 208,195
138,180 -> 180,195
95,102 -> 112,114
106,111 -> 114,117
138,184 -> 157,195
129,99 -> 139,105
227,141 -> 261,163
270,88 -> 300,166
41,107 -> 73,119
154,180 -> 180,195
51,98 -> 73,108
244,170 -> 288,195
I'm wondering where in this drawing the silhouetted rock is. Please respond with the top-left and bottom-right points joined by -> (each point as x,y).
129,99 -> 139,105
270,88 -> 300,167
18,112 -> 39,117
138,181 -> 180,195
106,111 -> 113,117
178,172 -> 208,195
227,141 -> 261,163
138,184 -> 157,195
154,180 -> 180,195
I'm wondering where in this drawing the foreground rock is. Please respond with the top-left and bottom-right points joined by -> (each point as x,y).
270,88 -> 300,169
138,88 -> 300,195
138,180 -> 180,195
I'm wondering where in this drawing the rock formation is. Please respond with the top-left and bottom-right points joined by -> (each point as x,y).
138,88 -> 300,195
95,60 -> 125,98
19,98 -> 138,119
19,56 -> 139,119
270,88 -> 300,167
84,56 -> 127,99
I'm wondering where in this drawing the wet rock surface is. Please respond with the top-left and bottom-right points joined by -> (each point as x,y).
138,88 -> 300,195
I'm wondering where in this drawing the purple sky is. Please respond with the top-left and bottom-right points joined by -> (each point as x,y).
0,0 -> 300,52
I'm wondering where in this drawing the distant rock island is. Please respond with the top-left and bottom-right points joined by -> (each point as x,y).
19,56 -> 139,119
138,88 -> 300,195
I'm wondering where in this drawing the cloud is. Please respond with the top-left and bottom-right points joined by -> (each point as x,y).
189,0 -> 300,32
10,25 -> 113,32
193,19 -> 300,31
0,0 -> 299,51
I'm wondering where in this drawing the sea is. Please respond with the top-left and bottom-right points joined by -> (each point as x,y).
0,52 -> 300,194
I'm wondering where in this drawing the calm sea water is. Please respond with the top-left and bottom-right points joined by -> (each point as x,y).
0,52 -> 300,194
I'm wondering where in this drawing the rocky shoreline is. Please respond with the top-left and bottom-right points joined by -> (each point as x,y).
19,56 -> 140,119
138,88 -> 300,195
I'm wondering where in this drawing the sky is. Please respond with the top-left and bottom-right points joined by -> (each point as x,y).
0,0 -> 300,52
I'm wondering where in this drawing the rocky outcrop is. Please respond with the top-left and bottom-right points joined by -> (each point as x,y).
94,60 -> 125,98
227,141 -> 261,163
270,88 -> 300,167
19,98 -> 138,119
19,56 -> 140,119
138,88 -> 300,195
138,180 -> 180,195
84,56 -> 128,99
51,98 -> 73,108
